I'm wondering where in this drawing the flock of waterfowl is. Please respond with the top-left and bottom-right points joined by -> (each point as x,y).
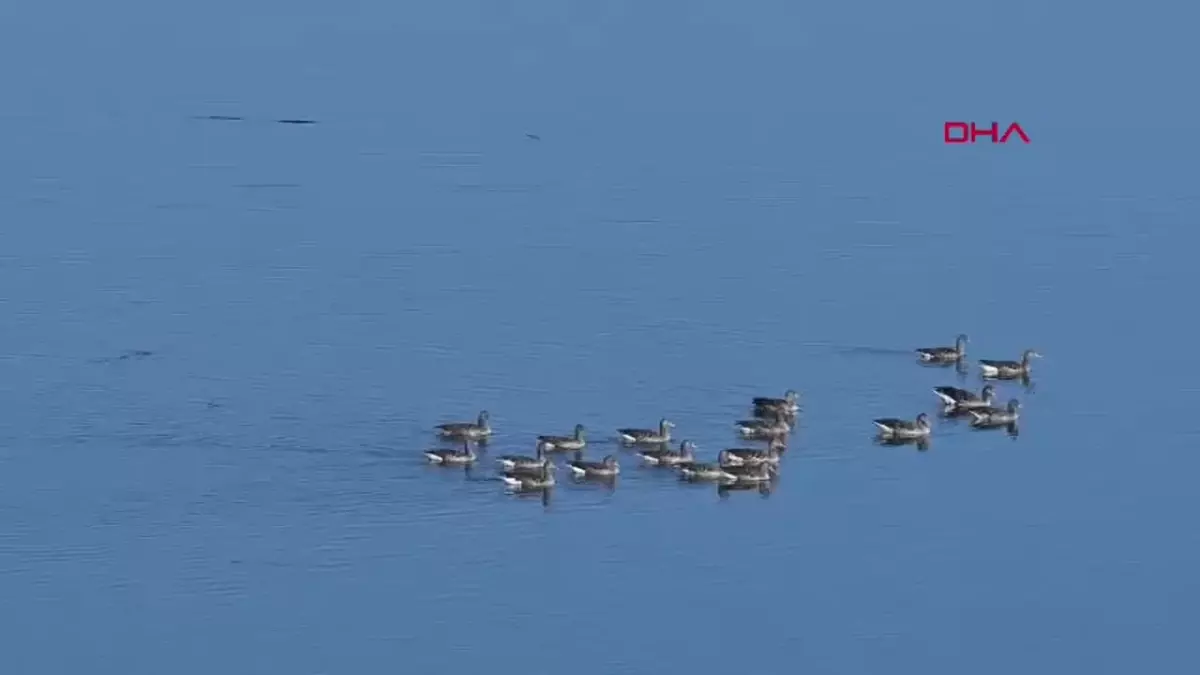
421,392 -> 800,499
875,334 -> 1040,447
421,334 -> 1040,499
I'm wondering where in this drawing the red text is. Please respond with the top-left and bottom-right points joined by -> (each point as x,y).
944,122 -> 1029,144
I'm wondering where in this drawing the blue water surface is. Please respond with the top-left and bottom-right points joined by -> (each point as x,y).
3,1 -> 1199,673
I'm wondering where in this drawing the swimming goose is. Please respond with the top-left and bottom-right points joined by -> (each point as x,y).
501,459 -> 556,490
968,399 -> 1021,427
617,418 -> 674,444
722,463 -> 777,483
537,423 -> 587,451
753,408 -> 796,425
916,334 -> 968,362
753,390 -> 800,415
933,384 -> 996,411
979,350 -> 1041,378
873,413 -> 932,439
423,441 -> 478,464
434,410 -> 492,440
567,451 -> 620,477
678,451 -> 739,481
734,416 -> 790,439
722,437 -> 785,466
495,441 -> 547,472
637,440 -> 696,466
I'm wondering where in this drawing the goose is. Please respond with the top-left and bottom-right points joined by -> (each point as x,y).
721,463 -> 777,484
637,440 -> 696,466
495,441 -> 548,472
678,451 -> 739,482
979,350 -> 1041,379
567,451 -> 620,477
722,437 -> 785,466
933,384 -> 996,411
916,334 -> 968,362
734,416 -> 790,439
753,390 -> 800,415
616,418 -> 674,445
537,423 -> 587,451
434,410 -> 492,440
873,413 -> 932,439
501,459 -> 556,490
968,399 -> 1021,427
423,441 -> 478,465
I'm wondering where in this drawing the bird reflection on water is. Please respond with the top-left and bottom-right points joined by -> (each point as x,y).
718,480 -> 774,499
875,435 -> 932,452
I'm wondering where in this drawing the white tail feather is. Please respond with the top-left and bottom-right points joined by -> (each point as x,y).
933,390 -> 958,406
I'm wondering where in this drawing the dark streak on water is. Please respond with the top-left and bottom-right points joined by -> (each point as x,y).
191,115 -> 318,125
87,349 -> 156,364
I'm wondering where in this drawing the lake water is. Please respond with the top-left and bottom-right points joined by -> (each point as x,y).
3,1 -> 1199,673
